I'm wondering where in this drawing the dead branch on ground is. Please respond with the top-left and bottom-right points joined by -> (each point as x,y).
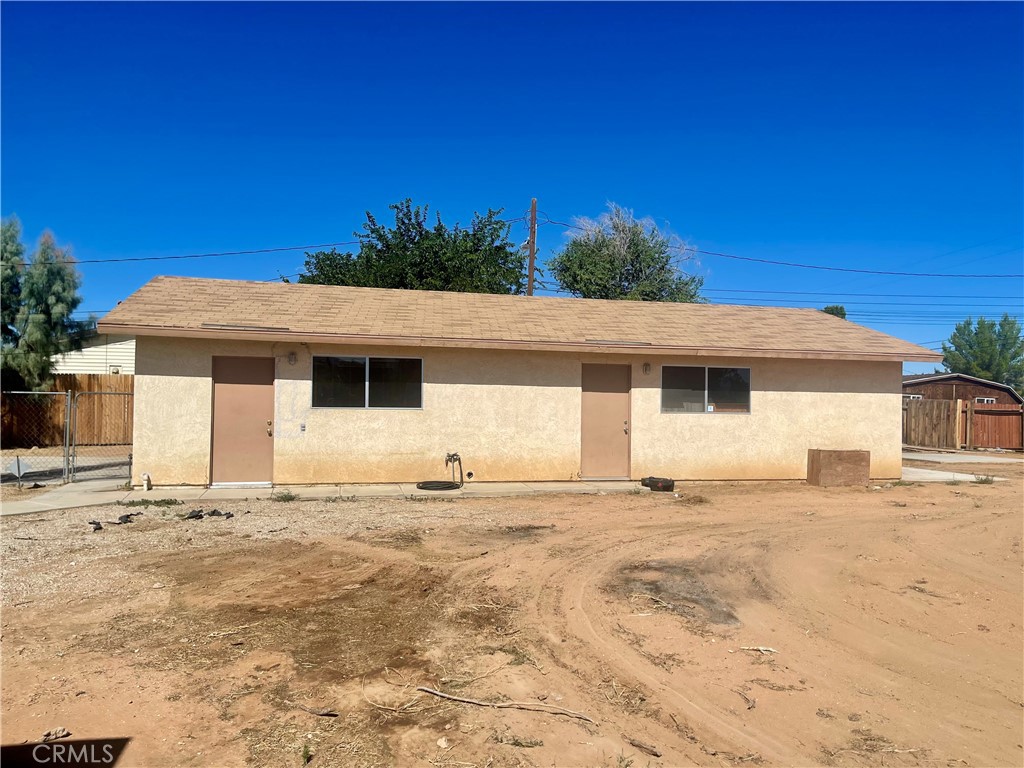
623,734 -> 662,757
416,687 -> 595,724
284,700 -> 339,717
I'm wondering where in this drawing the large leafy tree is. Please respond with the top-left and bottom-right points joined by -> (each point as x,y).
548,204 -> 703,302
941,314 -> 1023,391
2,228 -> 87,389
297,200 -> 526,294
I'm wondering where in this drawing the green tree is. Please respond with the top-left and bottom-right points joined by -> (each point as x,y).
5,230 -> 87,389
297,200 -> 526,294
941,314 -> 1024,391
822,305 -> 847,319
1,216 -> 26,346
548,204 -> 703,302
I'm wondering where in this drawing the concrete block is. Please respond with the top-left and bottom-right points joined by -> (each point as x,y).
807,449 -> 870,487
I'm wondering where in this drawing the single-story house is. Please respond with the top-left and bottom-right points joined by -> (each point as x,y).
52,332 -> 136,375
902,373 -> 1022,406
97,276 -> 940,487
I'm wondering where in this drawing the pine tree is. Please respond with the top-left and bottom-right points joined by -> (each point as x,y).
10,231 -> 87,388
941,314 -> 1024,391
1,216 -> 26,346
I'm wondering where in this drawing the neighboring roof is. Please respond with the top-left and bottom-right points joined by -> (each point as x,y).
902,372 -> 1023,402
98,276 -> 941,362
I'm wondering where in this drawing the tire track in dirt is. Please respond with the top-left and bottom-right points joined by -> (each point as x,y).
462,505 -> 1022,765
537,521 -> 800,763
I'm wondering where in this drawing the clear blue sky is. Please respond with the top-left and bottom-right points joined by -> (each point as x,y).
3,2 -> 1021,373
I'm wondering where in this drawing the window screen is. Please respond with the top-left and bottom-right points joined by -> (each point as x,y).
662,366 -> 706,412
313,356 -> 422,408
707,367 -> 751,413
313,357 -> 366,407
369,358 -> 422,408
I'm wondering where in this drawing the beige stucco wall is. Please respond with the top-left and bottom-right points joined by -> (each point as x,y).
132,336 -> 903,486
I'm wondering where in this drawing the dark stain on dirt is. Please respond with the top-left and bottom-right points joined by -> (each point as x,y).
611,559 -> 742,625
115,541 -> 443,683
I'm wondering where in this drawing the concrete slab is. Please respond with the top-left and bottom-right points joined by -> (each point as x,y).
901,466 -> 1006,483
903,451 -> 1022,465
462,482 -> 533,497
522,481 -> 589,493
200,487 -> 274,500
581,481 -> 644,492
340,484 -> 405,498
281,485 -> 343,499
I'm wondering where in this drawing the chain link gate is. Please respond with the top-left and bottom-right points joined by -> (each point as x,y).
1,391 -> 72,484
70,391 -> 133,482
2,390 -> 133,486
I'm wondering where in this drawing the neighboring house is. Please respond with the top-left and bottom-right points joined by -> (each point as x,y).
97,276 -> 939,487
902,373 -> 1022,406
52,333 -> 136,375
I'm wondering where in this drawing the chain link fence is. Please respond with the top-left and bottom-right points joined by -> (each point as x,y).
70,392 -> 133,481
1,391 -> 71,485
2,389 -> 133,486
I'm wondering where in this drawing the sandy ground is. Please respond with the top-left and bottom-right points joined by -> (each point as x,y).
0,483 -> 53,503
1,469 -> 1021,767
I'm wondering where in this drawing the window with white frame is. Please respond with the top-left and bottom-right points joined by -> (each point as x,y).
975,396 -> 996,404
903,394 -> 923,400
312,356 -> 422,408
662,366 -> 751,413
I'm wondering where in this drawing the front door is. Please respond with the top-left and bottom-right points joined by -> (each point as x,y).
211,357 -> 275,484
581,364 -> 631,479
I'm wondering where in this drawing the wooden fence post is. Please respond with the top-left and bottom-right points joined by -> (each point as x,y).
965,400 -> 974,450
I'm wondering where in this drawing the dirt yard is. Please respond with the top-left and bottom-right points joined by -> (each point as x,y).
2,468 -> 1022,767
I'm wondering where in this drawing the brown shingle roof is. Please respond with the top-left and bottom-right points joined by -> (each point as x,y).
98,276 -> 941,362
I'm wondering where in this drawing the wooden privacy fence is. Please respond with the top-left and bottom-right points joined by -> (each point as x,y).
2,374 -> 133,448
962,402 -> 1023,451
903,398 -> 1024,451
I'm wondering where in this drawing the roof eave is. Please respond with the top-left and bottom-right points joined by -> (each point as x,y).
98,322 -> 942,363
903,372 -> 1023,401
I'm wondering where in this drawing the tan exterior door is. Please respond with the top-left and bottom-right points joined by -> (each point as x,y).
211,357 -> 275,484
581,364 -> 631,479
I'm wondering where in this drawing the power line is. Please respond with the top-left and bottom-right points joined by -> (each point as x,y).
701,288 -> 1024,299
535,215 -> 1024,279
708,297 -> 1021,308
24,215 -> 532,267
69,241 -> 362,265
694,249 -> 1023,279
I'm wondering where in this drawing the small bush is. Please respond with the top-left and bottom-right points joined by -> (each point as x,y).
972,475 -> 995,485
271,489 -> 298,502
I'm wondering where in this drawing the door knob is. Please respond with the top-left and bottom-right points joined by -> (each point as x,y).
266,420 -> 273,437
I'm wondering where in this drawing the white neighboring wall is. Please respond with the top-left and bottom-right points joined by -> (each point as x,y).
52,334 -> 136,375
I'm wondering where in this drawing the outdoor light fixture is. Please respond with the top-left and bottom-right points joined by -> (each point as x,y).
642,362 -> 652,375
288,351 -> 297,365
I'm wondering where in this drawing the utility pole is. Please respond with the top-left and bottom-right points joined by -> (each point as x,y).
526,198 -> 538,296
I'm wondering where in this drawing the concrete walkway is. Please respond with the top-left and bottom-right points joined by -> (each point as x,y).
902,450 -> 1022,465
5,452 -> 1017,516
0,478 -> 645,517
901,466 -> 1007,483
